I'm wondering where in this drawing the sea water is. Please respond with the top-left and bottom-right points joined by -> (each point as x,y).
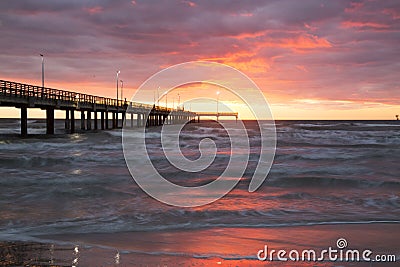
0,119 -> 399,264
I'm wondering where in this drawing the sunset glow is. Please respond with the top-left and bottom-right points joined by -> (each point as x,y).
0,0 -> 399,119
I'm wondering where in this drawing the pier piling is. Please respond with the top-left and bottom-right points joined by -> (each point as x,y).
21,107 -> 28,137
81,111 -> 85,130
101,112 -> 105,130
70,110 -> 75,134
65,110 -> 70,130
87,111 -> 91,130
94,112 -> 98,130
46,108 -> 54,135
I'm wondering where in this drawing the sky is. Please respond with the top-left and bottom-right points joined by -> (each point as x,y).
0,0 -> 399,119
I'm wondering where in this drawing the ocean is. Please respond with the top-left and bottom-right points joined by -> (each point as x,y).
0,119 -> 399,266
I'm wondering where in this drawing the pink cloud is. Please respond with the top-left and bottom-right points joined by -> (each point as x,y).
84,6 -> 103,15
181,1 -> 196,8
382,8 -> 400,20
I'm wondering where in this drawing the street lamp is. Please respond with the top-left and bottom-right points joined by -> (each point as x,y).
40,54 -> 44,88
116,70 -> 121,103
120,80 -> 124,101
178,93 -> 180,109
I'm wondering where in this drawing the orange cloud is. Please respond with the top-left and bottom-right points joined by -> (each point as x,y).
200,51 -> 271,74
256,34 -> 332,50
341,21 -> 390,29
284,35 -> 332,49
230,30 -> 267,40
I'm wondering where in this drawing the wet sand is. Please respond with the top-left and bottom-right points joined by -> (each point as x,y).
2,223 -> 395,266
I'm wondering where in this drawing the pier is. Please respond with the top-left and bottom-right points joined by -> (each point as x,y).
196,112 -> 238,122
0,80 -> 198,136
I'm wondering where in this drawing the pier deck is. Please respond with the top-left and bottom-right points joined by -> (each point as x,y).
0,80 -> 197,136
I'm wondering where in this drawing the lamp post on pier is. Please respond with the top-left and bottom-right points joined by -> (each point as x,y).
40,54 -> 44,88
116,70 -> 121,103
120,80 -> 124,102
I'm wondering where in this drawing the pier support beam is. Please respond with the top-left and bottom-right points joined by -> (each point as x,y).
46,107 -> 55,135
105,112 -> 109,129
65,110 -> 70,130
137,114 -> 141,127
112,112 -> 116,129
81,111 -> 85,130
87,111 -> 91,130
70,110 -> 75,134
101,112 -> 105,130
94,112 -> 98,130
21,107 -> 28,137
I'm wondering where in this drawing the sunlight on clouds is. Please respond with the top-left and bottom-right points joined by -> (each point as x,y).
341,21 -> 390,30
84,6 -> 103,15
1,0 -> 398,120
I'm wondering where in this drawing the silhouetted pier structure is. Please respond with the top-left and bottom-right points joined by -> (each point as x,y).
196,112 -> 238,122
0,80 -> 197,136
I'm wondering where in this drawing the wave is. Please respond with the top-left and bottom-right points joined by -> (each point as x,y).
266,176 -> 400,188
2,197 -> 399,235
2,220 -> 399,247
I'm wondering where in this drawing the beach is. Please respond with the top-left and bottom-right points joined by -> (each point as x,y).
2,223 -> 399,266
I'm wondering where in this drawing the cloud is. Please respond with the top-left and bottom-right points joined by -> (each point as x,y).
0,0 -> 398,118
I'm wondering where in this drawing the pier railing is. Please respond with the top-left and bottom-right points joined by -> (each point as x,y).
0,79 -> 172,111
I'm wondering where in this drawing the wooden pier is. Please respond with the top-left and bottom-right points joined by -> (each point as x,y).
0,80 -> 198,136
196,112 -> 238,122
